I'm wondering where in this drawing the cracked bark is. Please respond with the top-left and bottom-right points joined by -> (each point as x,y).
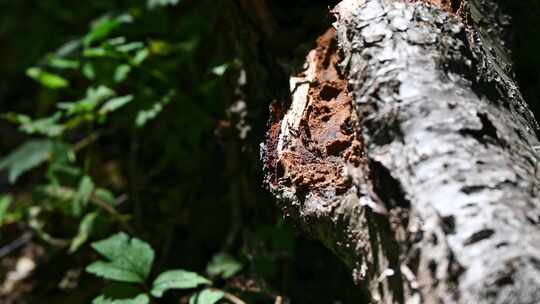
262,0 -> 540,303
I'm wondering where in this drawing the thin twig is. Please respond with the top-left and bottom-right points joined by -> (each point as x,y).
210,288 -> 247,304
43,185 -> 135,234
37,231 -> 70,248
91,193 -> 135,235
274,296 -> 284,304
128,130 -> 142,231
73,131 -> 102,152
0,232 -> 34,259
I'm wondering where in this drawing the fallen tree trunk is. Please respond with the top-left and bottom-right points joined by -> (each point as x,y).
262,0 -> 540,303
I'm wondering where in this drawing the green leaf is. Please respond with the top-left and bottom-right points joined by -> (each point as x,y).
83,47 -> 112,58
48,57 -> 80,69
206,253 -> 242,279
189,289 -> 224,304
87,260 -> 147,283
4,112 -> 65,137
136,90 -> 175,127
116,42 -> 145,53
47,141 -> 76,181
73,175 -> 95,216
149,40 -> 173,55
0,140 -> 52,183
70,212 -> 98,253
100,95 -> 133,115
147,0 -> 180,10
93,294 -> 149,304
0,195 -> 13,227
151,270 -> 211,298
86,232 -> 154,283
83,62 -> 96,79
114,65 -> 132,83
210,64 -> 230,76
58,86 -> 116,115
26,67 -> 69,89
55,39 -> 82,57
94,188 -> 117,206
132,49 -> 149,66
84,14 -> 133,47
107,37 -> 127,46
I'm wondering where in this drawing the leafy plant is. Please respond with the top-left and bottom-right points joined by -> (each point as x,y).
206,253 -> 242,280
0,140 -> 53,183
0,0 -> 313,303
86,233 -> 242,304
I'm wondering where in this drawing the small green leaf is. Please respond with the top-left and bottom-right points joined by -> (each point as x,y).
136,90 -> 175,127
73,175 -> 95,216
0,195 -> 13,227
48,57 -> 80,69
83,47 -> 111,58
136,103 -> 163,127
93,294 -> 149,304
84,14 -> 133,47
210,64 -> 230,76
94,188 -> 117,206
0,140 -> 52,183
116,42 -> 145,53
107,37 -> 127,46
26,67 -> 69,89
147,0 -> 180,10
149,40 -> 172,55
48,141 -> 76,178
86,232 -> 154,283
70,212 -> 98,253
4,112 -> 65,137
206,253 -> 242,279
114,65 -> 132,83
58,86 -> 116,115
151,270 -> 211,298
21,116 -> 64,137
132,49 -> 149,66
2,113 -> 31,126
189,289 -> 224,304
55,39 -> 82,57
88,260 -> 147,283
83,62 -> 96,79
100,95 -> 133,115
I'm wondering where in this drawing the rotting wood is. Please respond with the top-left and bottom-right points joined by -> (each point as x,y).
262,22 -> 405,304
268,29 -> 362,197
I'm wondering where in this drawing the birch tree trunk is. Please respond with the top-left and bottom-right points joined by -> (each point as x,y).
261,0 -> 540,303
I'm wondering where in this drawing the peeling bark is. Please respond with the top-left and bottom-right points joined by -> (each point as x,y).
262,0 -> 540,303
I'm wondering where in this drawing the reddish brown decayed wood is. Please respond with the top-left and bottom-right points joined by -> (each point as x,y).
266,28 -> 363,195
